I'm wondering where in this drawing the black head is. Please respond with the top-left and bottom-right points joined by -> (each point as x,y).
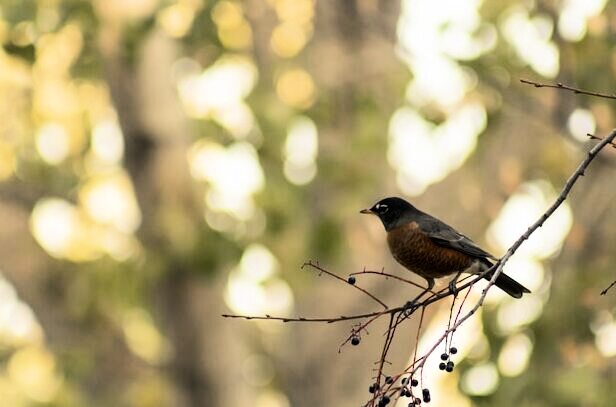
360,197 -> 420,231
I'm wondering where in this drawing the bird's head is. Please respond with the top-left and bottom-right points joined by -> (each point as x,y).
360,197 -> 419,231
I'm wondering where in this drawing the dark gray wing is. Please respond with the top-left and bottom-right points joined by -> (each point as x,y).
417,214 -> 496,260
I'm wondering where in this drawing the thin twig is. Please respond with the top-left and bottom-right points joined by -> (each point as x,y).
222,265 -> 491,324
302,261 -> 388,308
349,269 -> 436,293
520,79 -> 616,100
587,133 -> 616,149
221,308 -> 392,323
601,279 -> 616,295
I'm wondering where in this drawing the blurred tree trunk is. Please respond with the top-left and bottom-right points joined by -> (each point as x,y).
99,26 -> 233,407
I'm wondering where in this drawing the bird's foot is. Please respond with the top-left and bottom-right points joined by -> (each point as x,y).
403,300 -> 416,316
448,280 -> 459,297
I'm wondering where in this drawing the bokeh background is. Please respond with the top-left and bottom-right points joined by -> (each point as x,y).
1,0 -> 616,406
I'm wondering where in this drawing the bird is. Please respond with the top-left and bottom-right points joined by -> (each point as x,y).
360,197 -> 530,299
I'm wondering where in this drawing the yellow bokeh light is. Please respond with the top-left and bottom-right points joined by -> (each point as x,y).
35,123 -> 70,165
497,296 -> 544,334
213,101 -> 256,138
256,390 -> 291,407
275,68 -> 315,109
272,0 -> 315,25
177,55 -> 257,136
568,108 -> 596,141
461,362 -> 499,396
212,1 -> 244,29
270,22 -> 309,58
218,21 -> 253,50
94,0 -> 158,22
592,312 -> 616,357
283,116 -> 318,185
79,172 -> 141,233
212,1 -> 252,49
558,0 -> 607,42
30,198 -> 105,262
0,275 -> 43,345
157,3 -> 195,38
8,346 -> 62,403
36,23 -> 82,75
486,180 -> 573,259
498,333 -> 533,377
188,140 -> 264,220
225,244 -> 294,317
501,7 -> 559,78
34,79 -> 82,119
122,309 -> 169,364
91,118 -> 125,164
388,103 -> 486,196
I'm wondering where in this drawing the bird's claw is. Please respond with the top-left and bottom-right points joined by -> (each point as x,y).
448,280 -> 459,297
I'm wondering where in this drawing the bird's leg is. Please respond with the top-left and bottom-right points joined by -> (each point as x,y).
448,271 -> 463,297
404,278 -> 435,314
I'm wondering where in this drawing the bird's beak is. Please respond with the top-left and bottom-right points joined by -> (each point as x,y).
360,208 -> 374,215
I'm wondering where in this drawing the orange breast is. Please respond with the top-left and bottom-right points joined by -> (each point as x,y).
386,222 -> 473,279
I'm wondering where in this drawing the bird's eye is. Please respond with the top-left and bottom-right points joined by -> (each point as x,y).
375,204 -> 388,213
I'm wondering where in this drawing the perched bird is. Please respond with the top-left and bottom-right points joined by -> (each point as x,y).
361,197 -> 530,298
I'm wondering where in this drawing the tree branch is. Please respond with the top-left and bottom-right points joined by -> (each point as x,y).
520,79 -> 616,100
223,115 -> 616,405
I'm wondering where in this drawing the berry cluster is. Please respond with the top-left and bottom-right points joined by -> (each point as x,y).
368,375 -> 430,407
438,346 -> 458,373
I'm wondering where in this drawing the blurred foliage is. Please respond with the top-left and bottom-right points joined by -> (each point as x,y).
0,0 -> 615,406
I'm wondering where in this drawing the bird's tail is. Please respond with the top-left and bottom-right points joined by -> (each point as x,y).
481,261 -> 531,299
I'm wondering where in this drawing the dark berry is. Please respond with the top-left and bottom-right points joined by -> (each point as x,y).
401,377 -> 408,385
439,362 -> 446,370
369,384 -> 375,393
411,379 -> 419,387
440,353 -> 448,360
348,276 -> 356,285
378,396 -> 390,406
385,376 -> 393,384
415,398 -> 422,405
450,346 -> 458,354
422,389 -> 431,403
405,389 -> 412,397
408,403 -> 416,407
446,361 -> 454,372
351,336 -> 360,346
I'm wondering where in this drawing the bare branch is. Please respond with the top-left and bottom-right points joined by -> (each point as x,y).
223,122 -> 616,406
587,133 -> 616,149
302,261 -> 388,308
520,78 -> 616,100
350,269 -> 436,292
601,279 -> 616,295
